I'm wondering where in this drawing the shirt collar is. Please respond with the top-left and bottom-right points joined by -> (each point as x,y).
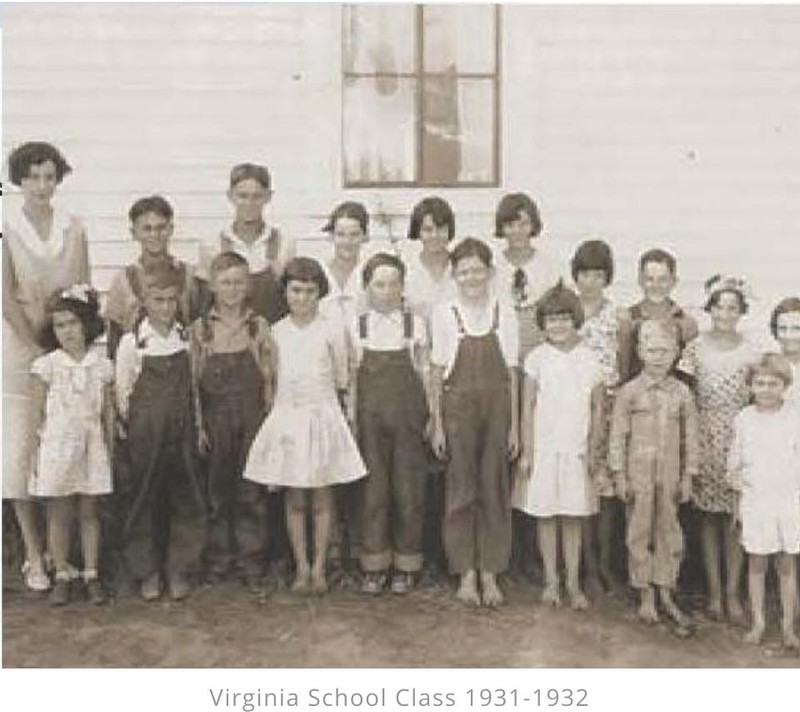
637,370 -> 674,391
221,224 -> 273,251
138,317 -> 184,342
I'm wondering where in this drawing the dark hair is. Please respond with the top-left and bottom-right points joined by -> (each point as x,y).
450,237 -> 493,270
536,280 -> 584,330
704,289 -> 748,315
210,251 -> 250,277
407,196 -> 455,241
128,195 -> 174,224
8,142 -> 72,186
142,261 -> 184,292
280,257 -> 330,299
229,163 -> 271,190
746,352 -> 793,387
361,252 -> 406,287
39,285 -> 104,351
322,201 -> 368,234
494,193 -> 543,238
571,239 -> 614,285
769,296 -> 800,339
638,248 -> 677,277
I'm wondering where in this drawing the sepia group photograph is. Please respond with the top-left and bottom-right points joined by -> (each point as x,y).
2,1 -> 800,681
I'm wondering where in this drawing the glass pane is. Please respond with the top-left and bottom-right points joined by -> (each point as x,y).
423,5 -> 496,74
422,77 -> 495,185
343,76 -> 417,184
343,4 -> 416,74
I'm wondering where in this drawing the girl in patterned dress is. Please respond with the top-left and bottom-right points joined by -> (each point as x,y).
29,286 -> 114,605
571,240 -> 628,591
677,275 -> 759,622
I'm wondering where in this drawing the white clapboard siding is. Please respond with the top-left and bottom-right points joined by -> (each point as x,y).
4,4 -> 800,343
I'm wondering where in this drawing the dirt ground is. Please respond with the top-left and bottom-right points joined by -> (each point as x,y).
4,566 -> 800,669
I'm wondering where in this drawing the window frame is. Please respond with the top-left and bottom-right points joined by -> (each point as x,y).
341,4 -> 501,189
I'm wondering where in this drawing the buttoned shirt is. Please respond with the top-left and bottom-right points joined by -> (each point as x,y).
348,308 -> 428,374
430,296 -> 519,379
608,371 -> 699,492
115,319 -> 189,419
189,307 -> 275,388
196,223 -> 294,281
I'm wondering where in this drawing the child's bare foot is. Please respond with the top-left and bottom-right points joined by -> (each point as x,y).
310,566 -> 328,595
567,585 -> 589,611
637,588 -> 658,624
744,622 -> 765,645
480,572 -> 504,608
782,628 -> 800,651
659,586 -> 689,628
542,581 -> 561,608
291,567 -> 311,593
705,597 -> 723,621
727,597 -> 746,626
456,570 -> 480,607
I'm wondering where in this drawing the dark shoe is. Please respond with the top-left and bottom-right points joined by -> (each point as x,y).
391,572 -> 415,595
141,572 -> 162,601
50,578 -> 71,607
167,571 -> 191,601
85,578 -> 107,605
360,571 -> 387,596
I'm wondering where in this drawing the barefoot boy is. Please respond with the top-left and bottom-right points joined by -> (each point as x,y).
609,319 -> 699,629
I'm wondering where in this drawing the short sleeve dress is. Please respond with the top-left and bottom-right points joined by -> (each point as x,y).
493,246 -> 563,360
677,333 -> 760,514
28,349 -> 113,497
727,405 -> 800,555
2,203 -> 90,499
243,314 -> 367,488
512,342 -> 604,517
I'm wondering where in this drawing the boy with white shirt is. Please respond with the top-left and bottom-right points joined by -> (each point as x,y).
350,253 -> 430,595
115,263 -> 204,601
430,238 -> 520,607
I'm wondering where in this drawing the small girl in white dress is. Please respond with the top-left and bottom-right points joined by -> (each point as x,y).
513,282 -> 606,609
29,285 -> 114,606
244,258 -> 367,594
728,353 -> 800,650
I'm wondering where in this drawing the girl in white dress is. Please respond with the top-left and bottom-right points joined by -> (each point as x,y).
514,282 -> 606,609
244,258 -> 367,594
29,285 -> 114,606
728,353 -> 800,650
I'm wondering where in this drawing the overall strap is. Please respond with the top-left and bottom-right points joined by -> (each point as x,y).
358,313 -> 369,341
451,305 -> 466,337
126,264 -> 144,303
266,227 -> 280,262
491,301 -> 500,332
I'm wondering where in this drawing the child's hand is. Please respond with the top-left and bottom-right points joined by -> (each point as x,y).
116,418 -> 128,441
198,427 -> 211,455
516,450 -> 532,479
507,427 -> 520,461
615,477 -> 630,503
431,421 -> 447,461
424,416 -> 436,445
679,478 -> 692,504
